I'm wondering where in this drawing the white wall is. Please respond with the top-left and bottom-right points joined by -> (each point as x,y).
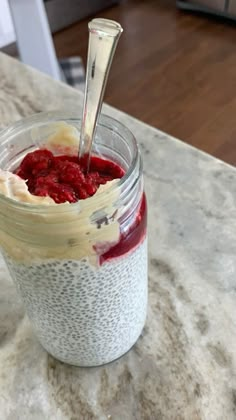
0,0 -> 16,47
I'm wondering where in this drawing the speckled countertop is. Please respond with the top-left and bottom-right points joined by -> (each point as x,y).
0,52 -> 236,420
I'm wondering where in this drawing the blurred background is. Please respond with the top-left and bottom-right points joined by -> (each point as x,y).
1,0 -> 236,164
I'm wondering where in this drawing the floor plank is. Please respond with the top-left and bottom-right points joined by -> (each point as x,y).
54,0 -> 236,164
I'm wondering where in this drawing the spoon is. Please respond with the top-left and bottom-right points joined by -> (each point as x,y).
79,18 -> 123,171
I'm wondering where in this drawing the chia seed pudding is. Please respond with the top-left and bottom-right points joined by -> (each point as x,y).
0,113 -> 148,366
5,237 -> 147,366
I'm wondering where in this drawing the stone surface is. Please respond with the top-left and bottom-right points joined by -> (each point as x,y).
0,52 -> 236,420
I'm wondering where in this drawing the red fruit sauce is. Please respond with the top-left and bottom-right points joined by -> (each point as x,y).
16,149 -> 147,262
16,149 -> 124,203
99,194 -> 147,264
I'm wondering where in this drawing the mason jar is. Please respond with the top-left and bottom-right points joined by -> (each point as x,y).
0,112 -> 148,366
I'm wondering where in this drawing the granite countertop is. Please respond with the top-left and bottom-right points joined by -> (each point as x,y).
0,52 -> 236,420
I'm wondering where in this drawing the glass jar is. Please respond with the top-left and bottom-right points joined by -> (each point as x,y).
0,112 -> 147,366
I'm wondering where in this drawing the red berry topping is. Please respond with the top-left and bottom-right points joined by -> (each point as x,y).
16,148 -> 124,203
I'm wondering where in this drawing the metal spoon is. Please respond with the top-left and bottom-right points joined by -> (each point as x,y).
79,18 -> 123,171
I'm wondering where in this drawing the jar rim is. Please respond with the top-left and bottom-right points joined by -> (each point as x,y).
0,111 -> 140,212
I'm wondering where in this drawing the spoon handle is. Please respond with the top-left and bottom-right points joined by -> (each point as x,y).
79,18 -> 123,169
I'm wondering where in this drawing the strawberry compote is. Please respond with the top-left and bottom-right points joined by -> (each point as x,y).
16,149 -> 124,203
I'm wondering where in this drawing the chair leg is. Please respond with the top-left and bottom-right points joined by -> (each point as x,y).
8,0 -> 62,80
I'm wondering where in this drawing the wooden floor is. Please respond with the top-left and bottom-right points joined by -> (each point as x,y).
54,0 -> 236,165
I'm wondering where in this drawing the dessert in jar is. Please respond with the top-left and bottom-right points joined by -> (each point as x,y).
0,112 -> 147,366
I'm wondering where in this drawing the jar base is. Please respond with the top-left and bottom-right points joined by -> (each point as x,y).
41,322 -> 146,368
